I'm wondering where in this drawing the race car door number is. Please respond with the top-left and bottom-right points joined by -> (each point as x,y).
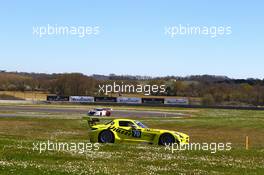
132,130 -> 141,138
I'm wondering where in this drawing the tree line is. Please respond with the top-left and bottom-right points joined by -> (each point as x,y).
0,72 -> 264,106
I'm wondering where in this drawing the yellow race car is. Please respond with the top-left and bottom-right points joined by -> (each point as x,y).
88,118 -> 189,145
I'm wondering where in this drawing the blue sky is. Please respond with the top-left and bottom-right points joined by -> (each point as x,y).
0,1 -> 263,78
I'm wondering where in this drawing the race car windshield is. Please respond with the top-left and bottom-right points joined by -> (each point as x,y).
135,121 -> 147,128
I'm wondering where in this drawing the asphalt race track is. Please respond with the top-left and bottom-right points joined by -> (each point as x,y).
0,105 -> 185,118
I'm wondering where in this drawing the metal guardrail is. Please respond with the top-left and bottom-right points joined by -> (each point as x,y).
45,101 -> 264,110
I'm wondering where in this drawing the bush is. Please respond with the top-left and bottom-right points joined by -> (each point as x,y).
202,94 -> 215,105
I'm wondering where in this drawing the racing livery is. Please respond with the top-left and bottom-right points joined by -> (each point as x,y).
88,118 -> 189,145
87,108 -> 112,116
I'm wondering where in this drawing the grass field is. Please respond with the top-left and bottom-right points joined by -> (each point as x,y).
0,105 -> 263,174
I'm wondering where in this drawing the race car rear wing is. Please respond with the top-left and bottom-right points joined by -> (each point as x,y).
87,117 -> 100,127
83,116 -> 100,128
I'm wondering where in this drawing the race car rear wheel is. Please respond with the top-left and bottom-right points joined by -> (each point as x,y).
106,111 -> 111,116
158,133 -> 176,146
98,130 -> 114,143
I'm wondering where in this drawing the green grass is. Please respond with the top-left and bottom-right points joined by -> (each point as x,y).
0,106 -> 264,174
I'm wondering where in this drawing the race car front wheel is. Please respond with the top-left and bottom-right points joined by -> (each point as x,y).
98,130 -> 114,143
158,133 -> 176,146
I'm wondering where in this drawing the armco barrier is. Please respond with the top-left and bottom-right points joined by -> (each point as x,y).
47,95 -> 69,101
69,96 -> 94,103
46,95 -> 264,110
95,97 -> 117,102
82,102 -> 264,110
117,97 -> 142,104
164,98 -> 189,105
142,98 -> 164,104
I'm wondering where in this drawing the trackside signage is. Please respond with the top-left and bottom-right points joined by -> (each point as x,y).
95,97 -> 117,102
47,95 -> 69,101
117,97 -> 142,104
69,96 -> 94,103
142,98 -> 164,104
164,98 -> 189,105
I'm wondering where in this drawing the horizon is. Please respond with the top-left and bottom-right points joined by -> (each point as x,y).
1,1 -> 264,79
1,69 -> 263,80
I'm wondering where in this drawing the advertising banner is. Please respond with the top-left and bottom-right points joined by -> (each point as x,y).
117,97 -> 142,104
69,96 -> 94,103
47,95 -> 69,101
164,98 -> 189,105
142,98 -> 164,104
95,97 -> 117,102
